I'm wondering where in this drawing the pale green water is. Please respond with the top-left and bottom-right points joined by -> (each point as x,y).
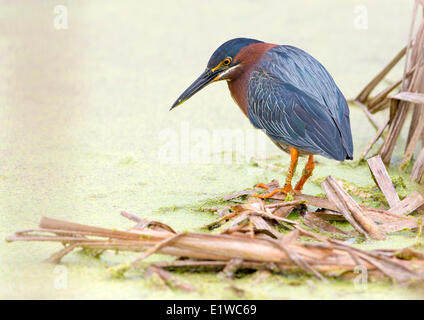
0,0 -> 423,299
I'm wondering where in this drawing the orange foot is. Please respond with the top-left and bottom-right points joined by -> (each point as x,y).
255,183 -> 270,190
293,186 -> 303,194
253,184 -> 295,199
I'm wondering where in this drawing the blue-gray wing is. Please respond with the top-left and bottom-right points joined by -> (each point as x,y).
248,72 -> 350,161
251,45 -> 353,159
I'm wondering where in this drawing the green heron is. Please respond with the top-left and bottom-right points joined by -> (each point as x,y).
171,38 -> 353,197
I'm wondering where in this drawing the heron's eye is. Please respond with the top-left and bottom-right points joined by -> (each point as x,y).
222,58 -> 232,66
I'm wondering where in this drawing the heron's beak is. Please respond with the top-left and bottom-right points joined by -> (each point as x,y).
170,68 -> 221,110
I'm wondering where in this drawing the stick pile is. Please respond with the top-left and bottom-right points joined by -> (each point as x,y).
355,0 -> 424,182
6,157 -> 424,286
5,210 -> 424,285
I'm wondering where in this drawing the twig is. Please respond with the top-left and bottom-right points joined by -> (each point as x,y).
388,191 -> 424,215
321,176 -> 386,240
353,100 -> 382,131
367,155 -> 400,208
132,233 -> 185,265
411,147 -> 424,183
359,118 -> 389,162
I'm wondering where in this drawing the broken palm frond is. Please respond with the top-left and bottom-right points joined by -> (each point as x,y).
302,212 -> 350,236
6,212 -> 424,284
314,209 -> 347,221
388,191 -> 424,216
411,148 -> 424,183
355,1 -> 424,174
224,165 -> 420,235
367,155 -> 400,208
207,196 -> 346,241
228,191 -> 419,227
206,197 -> 302,233
321,176 -> 386,240
121,211 -> 176,233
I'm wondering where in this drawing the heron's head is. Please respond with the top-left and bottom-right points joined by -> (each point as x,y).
170,38 -> 263,110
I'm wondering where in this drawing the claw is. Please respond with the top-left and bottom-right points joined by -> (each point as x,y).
252,184 -> 294,199
255,183 -> 270,190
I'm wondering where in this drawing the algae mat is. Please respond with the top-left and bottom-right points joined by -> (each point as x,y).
0,0 -> 423,299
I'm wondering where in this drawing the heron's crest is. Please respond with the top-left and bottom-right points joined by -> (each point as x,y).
207,38 -> 263,69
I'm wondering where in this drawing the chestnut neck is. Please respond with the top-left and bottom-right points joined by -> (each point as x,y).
227,42 -> 277,116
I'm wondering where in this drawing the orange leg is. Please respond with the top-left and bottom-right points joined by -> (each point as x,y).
254,147 -> 299,199
294,155 -> 314,193
283,147 -> 299,193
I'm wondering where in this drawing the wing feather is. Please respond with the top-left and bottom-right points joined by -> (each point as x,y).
248,74 -> 347,161
252,46 -> 353,159
247,45 -> 353,160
